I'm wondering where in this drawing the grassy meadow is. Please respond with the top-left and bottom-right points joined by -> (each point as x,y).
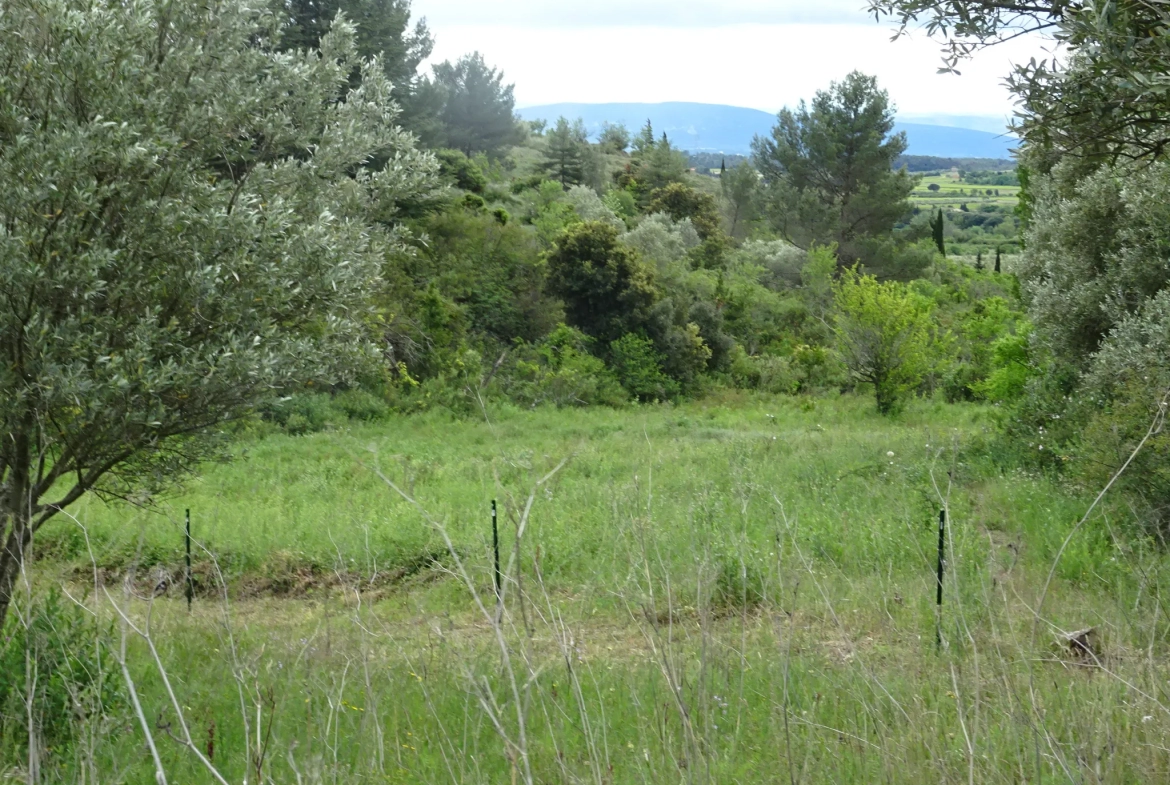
15,394 -> 1170,783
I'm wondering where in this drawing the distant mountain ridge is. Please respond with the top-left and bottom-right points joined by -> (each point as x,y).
517,102 -> 1018,160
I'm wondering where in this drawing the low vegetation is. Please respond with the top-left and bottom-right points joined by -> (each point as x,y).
19,397 -> 1170,783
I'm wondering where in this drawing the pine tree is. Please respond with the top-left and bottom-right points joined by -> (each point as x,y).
751,72 -> 914,266
430,52 -> 523,155
542,117 -> 587,189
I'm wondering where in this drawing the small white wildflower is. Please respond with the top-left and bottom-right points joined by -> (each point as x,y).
1143,715 -> 1154,724
887,451 -> 895,458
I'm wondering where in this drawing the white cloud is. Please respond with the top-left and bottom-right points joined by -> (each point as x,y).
413,0 -> 873,28
412,2 -> 1054,120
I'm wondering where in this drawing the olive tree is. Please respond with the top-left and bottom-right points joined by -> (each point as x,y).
0,0 -> 437,624
869,0 -> 1170,164
833,267 -> 939,415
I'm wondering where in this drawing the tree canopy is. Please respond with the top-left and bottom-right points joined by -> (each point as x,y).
752,72 -> 914,264
430,52 -> 524,156
546,223 -> 658,347
647,183 -> 721,241
617,126 -> 689,201
872,0 -> 1170,527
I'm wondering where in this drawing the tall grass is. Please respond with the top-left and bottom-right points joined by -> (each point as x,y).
11,393 -> 1170,782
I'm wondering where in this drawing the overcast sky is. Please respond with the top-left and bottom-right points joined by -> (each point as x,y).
411,0 -> 1053,127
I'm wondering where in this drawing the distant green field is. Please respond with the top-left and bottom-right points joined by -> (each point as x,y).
912,173 -> 1020,207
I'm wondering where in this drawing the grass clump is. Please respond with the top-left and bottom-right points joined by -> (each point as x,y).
0,591 -> 120,767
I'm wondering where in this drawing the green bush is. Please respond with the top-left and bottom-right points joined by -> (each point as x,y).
503,325 -> 627,408
602,188 -> 637,219
546,221 -> 657,346
833,267 -> 942,415
942,362 -> 982,403
995,361 -> 1082,473
262,393 -> 345,434
261,389 -> 393,434
609,333 -> 679,401
1077,378 -> 1170,532
789,343 -> 840,391
730,350 -> 798,395
973,330 -> 1032,402
649,319 -> 713,394
435,148 -> 487,194
1073,293 -> 1170,531
332,389 -> 390,422
509,174 -> 546,194
647,182 -> 722,240
729,344 -> 840,395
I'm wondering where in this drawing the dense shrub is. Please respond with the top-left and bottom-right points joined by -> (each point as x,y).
729,350 -> 799,395
609,333 -> 679,401
1077,378 -> 1170,532
1073,291 -> 1170,530
332,389 -> 391,421
833,268 -> 942,415
261,389 -> 393,434
564,185 -> 625,231
262,392 -> 348,434
621,213 -> 701,274
987,160 -> 1170,529
1020,161 -> 1170,371
973,329 -> 1033,402
546,222 -> 659,346
730,239 -> 807,290
502,325 -> 627,408
647,182 -> 722,241
435,148 -> 487,193
401,207 -> 560,350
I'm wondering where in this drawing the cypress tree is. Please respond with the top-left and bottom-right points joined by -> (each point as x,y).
995,247 -> 1002,273
930,209 -> 946,257
632,120 -> 655,156
975,250 -> 984,270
